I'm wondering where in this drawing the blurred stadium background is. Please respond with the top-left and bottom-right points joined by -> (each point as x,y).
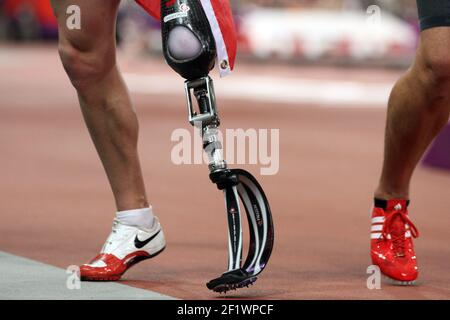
0,0 -> 419,65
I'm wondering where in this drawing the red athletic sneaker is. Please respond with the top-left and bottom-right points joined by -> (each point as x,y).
370,200 -> 419,284
80,218 -> 166,281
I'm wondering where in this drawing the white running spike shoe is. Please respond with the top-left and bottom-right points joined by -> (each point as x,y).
80,217 -> 166,281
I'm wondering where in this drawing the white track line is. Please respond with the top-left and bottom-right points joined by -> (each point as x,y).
124,73 -> 392,107
0,251 -> 176,300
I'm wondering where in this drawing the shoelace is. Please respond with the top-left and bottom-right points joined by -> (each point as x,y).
382,210 -> 419,256
108,221 -> 119,244
94,221 -> 127,261
105,220 -> 128,247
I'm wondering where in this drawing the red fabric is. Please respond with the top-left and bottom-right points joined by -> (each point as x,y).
135,0 -> 161,20
135,0 -> 237,72
4,0 -> 57,26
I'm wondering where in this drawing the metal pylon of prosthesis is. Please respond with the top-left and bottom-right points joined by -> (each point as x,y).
184,76 -> 275,293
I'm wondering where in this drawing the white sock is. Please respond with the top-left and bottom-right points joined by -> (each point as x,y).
116,207 -> 155,230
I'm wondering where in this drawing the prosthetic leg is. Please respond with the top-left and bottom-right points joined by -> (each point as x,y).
161,0 -> 274,293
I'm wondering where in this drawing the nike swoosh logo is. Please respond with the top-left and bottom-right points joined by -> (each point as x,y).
134,229 -> 161,249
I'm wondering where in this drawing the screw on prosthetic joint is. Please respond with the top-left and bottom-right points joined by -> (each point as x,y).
185,76 -> 227,173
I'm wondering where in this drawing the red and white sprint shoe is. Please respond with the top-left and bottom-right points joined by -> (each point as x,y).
80,218 -> 166,281
370,200 -> 419,285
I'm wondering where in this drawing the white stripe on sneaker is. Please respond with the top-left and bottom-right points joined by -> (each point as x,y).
371,233 -> 383,239
371,224 -> 383,232
371,216 -> 385,224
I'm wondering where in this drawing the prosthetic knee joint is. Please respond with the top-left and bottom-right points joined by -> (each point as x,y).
161,0 -> 274,293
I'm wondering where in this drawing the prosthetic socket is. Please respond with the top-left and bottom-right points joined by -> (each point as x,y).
161,0 -> 274,293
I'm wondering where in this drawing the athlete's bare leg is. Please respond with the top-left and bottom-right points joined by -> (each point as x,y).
375,28 -> 450,200
51,0 -> 148,210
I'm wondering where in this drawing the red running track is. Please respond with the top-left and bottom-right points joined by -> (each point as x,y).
0,45 -> 449,299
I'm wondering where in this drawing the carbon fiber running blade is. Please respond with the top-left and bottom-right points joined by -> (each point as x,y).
207,170 -> 274,293
223,185 -> 243,271
234,169 -> 274,277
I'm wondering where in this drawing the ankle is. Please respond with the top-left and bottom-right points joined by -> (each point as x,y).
374,186 -> 409,201
116,197 -> 149,212
116,206 -> 155,230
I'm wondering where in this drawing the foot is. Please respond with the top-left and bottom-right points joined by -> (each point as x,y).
370,199 -> 419,284
80,217 -> 166,281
